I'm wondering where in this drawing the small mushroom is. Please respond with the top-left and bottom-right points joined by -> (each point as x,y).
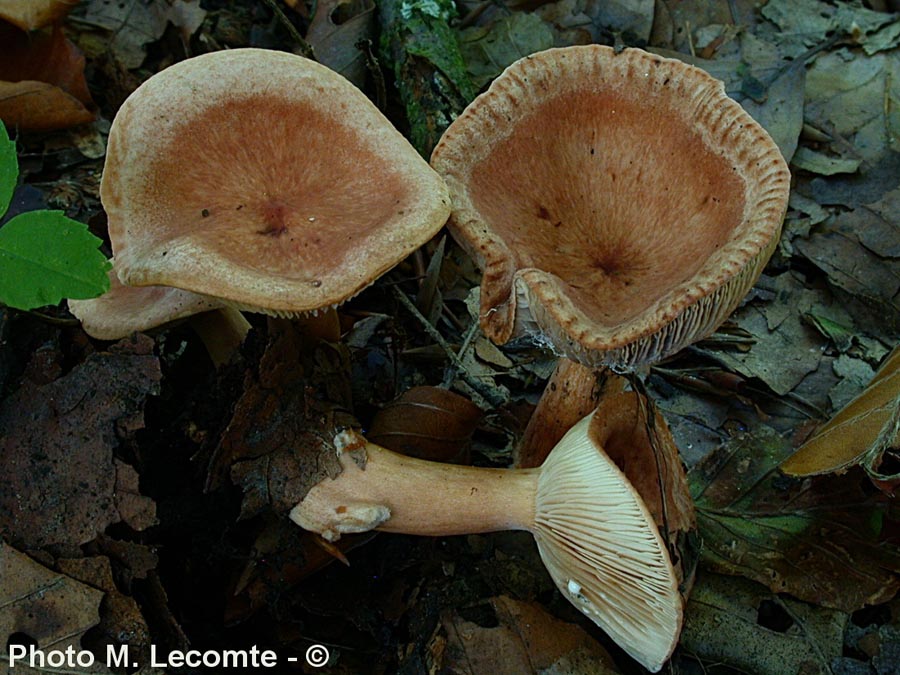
102,48 -> 450,316
430,45 -> 790,370
291,411 -> 682,672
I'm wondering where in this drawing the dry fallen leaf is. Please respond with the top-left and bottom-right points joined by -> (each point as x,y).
440,595 -> 619,674
0,541 -> 103,659
682,572 -> 846,675
0,335 -> 160,549
223,321 -> 357,515
57,555 -> 152,663
781,345 -> 900,491
306,0 -> 376,89
0,23 -> 96,131
691,424 -> 900,612
367,385 -> 483,462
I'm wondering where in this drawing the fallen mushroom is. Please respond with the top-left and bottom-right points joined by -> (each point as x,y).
102,48 -> 449,316
290,411 -> 682,672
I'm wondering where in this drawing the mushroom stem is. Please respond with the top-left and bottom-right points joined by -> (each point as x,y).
190,307 -> 251,367
516,357 -> 602,468
290,413 -> 683,672
293,441 -> 538,538
271,306 -> 341,343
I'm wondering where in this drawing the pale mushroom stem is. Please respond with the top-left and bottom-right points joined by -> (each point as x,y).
293,441 -> 539,538
290,414 -> 683,672
190,307 -> 252,367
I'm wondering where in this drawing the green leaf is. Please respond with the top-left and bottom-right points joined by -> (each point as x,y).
0,123 -> 17,220
0,210 -> 111,310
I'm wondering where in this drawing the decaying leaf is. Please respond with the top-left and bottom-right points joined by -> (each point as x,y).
792,146 -> 862,175
682,572 -> 847,675
0,542 -> 103,659
0,23 -> 96,131
440,595 -> 619,674
704,272 -> 830,396
804,49 -> 900,166
367,385 -> 482,462
790,185 -> 900,345
690,424 -> 900,612
56,555 -> 152,662
762,0 -> 900,57
781,346 -> 900,491
81,0 -> 204,69
0,335 -> 160,549
306,0 -> 375,88
458,13 -> 555,90
223,321 -> 358,516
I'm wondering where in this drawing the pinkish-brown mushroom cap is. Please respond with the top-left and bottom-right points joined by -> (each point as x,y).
431,46 -> 790,369
68,262 -> 222,340
104,48 -> 450,315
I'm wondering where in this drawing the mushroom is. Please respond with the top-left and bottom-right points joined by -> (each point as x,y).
430,45 -> 790,469
430,45 -> 790,371
101,48 -> 450,317
290,411 -> 683,672
68,262 -> 250,367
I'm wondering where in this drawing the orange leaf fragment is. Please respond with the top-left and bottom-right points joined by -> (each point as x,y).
781,346 -> 900,488
0,0 -> 75,31
0,23 -> 96,131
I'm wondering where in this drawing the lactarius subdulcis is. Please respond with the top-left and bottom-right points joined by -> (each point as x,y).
291,411 -> 682,672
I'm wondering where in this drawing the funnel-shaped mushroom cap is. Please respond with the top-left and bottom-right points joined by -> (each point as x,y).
68,263 -> 222,339
431,46 -> 790,369
104,48 -> 450,315
534,411 -> 682,671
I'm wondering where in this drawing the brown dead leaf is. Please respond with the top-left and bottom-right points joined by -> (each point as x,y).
0,0 -> 74,31
93,536 -> 159,590
0,23 -> 96,131
0,334 -> 160,549
222,321 -> 358,516
441,596 -> 619,674
114,459 -> 158,531
307,0 -> 376,97
691,424 -> 900,612
682,572 -> 847,675
367,385 -> 482,462
57,555 -> 152,663
82,0 -> 201,70
781,345 -> 900,492
0,541 -> 103,659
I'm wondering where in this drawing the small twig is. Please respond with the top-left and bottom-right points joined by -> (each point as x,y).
392,286 -> 505,408
441,318 -> 480,388
25,309 -> 81,327
261,0 -> 315,60
356,39 -> 387,111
